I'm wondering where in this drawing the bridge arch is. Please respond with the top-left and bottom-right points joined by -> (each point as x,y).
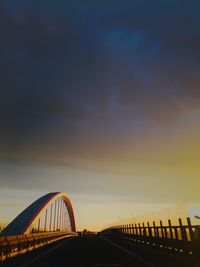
1,192 -> 76,236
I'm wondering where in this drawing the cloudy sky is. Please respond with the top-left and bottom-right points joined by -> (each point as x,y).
1,0 -> 200,230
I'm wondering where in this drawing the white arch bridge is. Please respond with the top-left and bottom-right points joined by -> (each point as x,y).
0,192 -> 77,261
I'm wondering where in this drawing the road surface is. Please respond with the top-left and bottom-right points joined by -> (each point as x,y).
0,235 -> 195,267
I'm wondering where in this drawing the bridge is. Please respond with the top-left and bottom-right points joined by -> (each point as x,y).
0,192 -> 200,267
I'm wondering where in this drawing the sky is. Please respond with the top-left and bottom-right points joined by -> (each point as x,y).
0,0 -> 200,231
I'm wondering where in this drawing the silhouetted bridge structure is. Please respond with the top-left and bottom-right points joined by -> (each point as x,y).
0,192 -> 200,267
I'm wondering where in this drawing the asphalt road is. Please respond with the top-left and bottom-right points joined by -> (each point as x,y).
0,235 -> 196,267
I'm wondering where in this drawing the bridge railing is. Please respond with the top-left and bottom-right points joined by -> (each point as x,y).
101,217 -> 200,257
0,231 -> 77,262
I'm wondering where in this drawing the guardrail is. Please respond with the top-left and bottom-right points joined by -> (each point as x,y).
0,231 -> 77,262
101,217 -> 200,257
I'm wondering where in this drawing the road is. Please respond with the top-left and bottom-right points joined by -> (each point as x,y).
0,235 -> 195,267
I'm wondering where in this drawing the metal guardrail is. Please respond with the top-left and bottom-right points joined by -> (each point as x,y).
0,231 -> 77,262
101,217 -> 200,257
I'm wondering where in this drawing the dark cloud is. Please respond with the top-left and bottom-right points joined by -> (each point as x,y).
0,0 -> 200,164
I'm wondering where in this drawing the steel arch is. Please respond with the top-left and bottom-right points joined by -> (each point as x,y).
1,192 -> 76,236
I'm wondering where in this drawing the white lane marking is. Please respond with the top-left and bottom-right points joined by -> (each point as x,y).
19,237 -> 74,267
101,237 -> 155,267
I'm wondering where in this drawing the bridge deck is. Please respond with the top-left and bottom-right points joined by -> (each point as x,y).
0,235 -> 196,267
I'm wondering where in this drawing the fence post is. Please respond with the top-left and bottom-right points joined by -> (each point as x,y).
174,226 -> 179,240
179,218 -> 187,241
129,224 -> 131,235
138,223 -> 142,236
147,222 -> 151,237
142,223 -> 146,236
187,217 -> 194,241
160,220 -> 164,238
153,221 -> 157,238
135,223 -> 138,236
132,224 -> 134,236
168,219 -> 173,239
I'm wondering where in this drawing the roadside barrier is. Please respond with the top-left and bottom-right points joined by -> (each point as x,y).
0,231 -> 77,261
101,217 -> 200,257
